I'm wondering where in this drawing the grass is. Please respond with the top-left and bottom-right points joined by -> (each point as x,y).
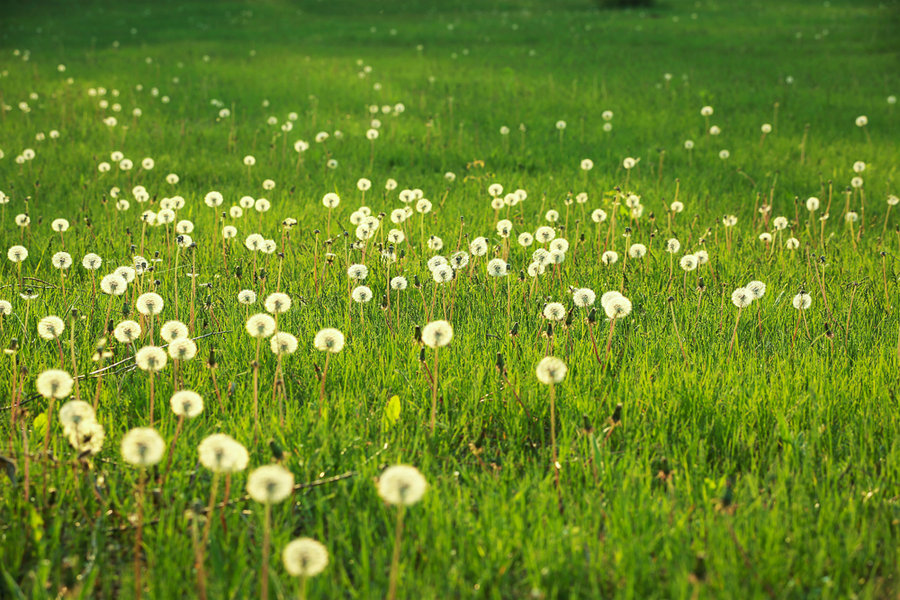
1,0 -> 899,598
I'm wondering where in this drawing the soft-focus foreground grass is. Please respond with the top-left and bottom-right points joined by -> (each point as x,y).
1,0 -> 899,598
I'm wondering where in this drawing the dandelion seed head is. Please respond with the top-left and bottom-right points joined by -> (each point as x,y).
121,427 -> 165,467
160,320 -> 189,343
114,320 -> 141,343
746,281 -> 766,299
351,286 -> 373,303
170,390 -> 203,418
136,292 -> 164,316
792,292 -> 812,310
422,320 -> 453,348
264,292 -> 292,314
37,315 -> 65,340
198,433 -> 249,473
573,288 -> 596,308
270,331 -> 299,354
247,464 -> 294,504
731,287 -> 753,309
535,356 -> 567,385
168,337 -> 197,361
246,313 -> 276,338
283,538 -> 329,578
36,369 -> 74,399
378,464 -> 427,506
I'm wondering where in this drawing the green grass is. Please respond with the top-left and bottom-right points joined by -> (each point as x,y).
1,0 -> 899,598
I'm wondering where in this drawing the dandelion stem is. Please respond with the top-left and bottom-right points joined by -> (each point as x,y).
134,470 -> 146,600
386,505 -> 406,600
260,503 -> 272,600
318,353 -> 330,418
728,308 -> 742,358
429,348 -> 439,433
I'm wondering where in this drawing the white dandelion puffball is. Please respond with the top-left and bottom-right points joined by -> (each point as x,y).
313,328 -> 345,354
160,320 -> 189,343
59,400 -> 95,432
573,288 -> 596,308
390,276 -> 408,291
246,313 -> 276,338
347,264 -> 368,281
168,338 -> 197,361
136,292 -> 164,316
51,218 -> 70,232
683,139 -> 694,149
270,332 -> 299,355
247,464 -> 294,504
761,123 -> 772,134
422,320 -> 453,348
746,281 -> 766,299
170,390 -> 203,418
36,369 -> 74,399
378,464 -> 427,506
121,427 -> 165,467
238,289 -> 257,305
666,238 -> 681,254
198,434 -> 249,473
535,226 -> 556,244
543,302 -> 566,322
604,295 -> 632,319
591,209 -> 607,223
82,253 -> 102,270
535,356 -> 567,385
351,286 -> 373,303
135,346 -> 167,372
469,237 -> 489,256
855,115 -> 867,127
487,258 -> 508,277
114,320 -> 142,343
37,316 -> 65,340
7,245 -> 28,263
679,254 -> 698,271
322,193 -> 340,208
283,538 -> 329,578
629,244 -> 647,259
264,292 -> 292,314
598,291 -> 620,310
731,288 -> 753,309
786,237 -> 800,250
52,252 -> 72,269
792,292 -> 812,310
601,251 -> 619,265
67,421 -> 105,456
204,191 -> 224,207
622,157 -> 637,169
701,105 -> 714,117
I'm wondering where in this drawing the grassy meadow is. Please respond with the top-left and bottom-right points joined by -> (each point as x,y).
1,0 -> 899,598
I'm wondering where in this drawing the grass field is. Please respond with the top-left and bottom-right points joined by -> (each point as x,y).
1,0 -> 899,598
